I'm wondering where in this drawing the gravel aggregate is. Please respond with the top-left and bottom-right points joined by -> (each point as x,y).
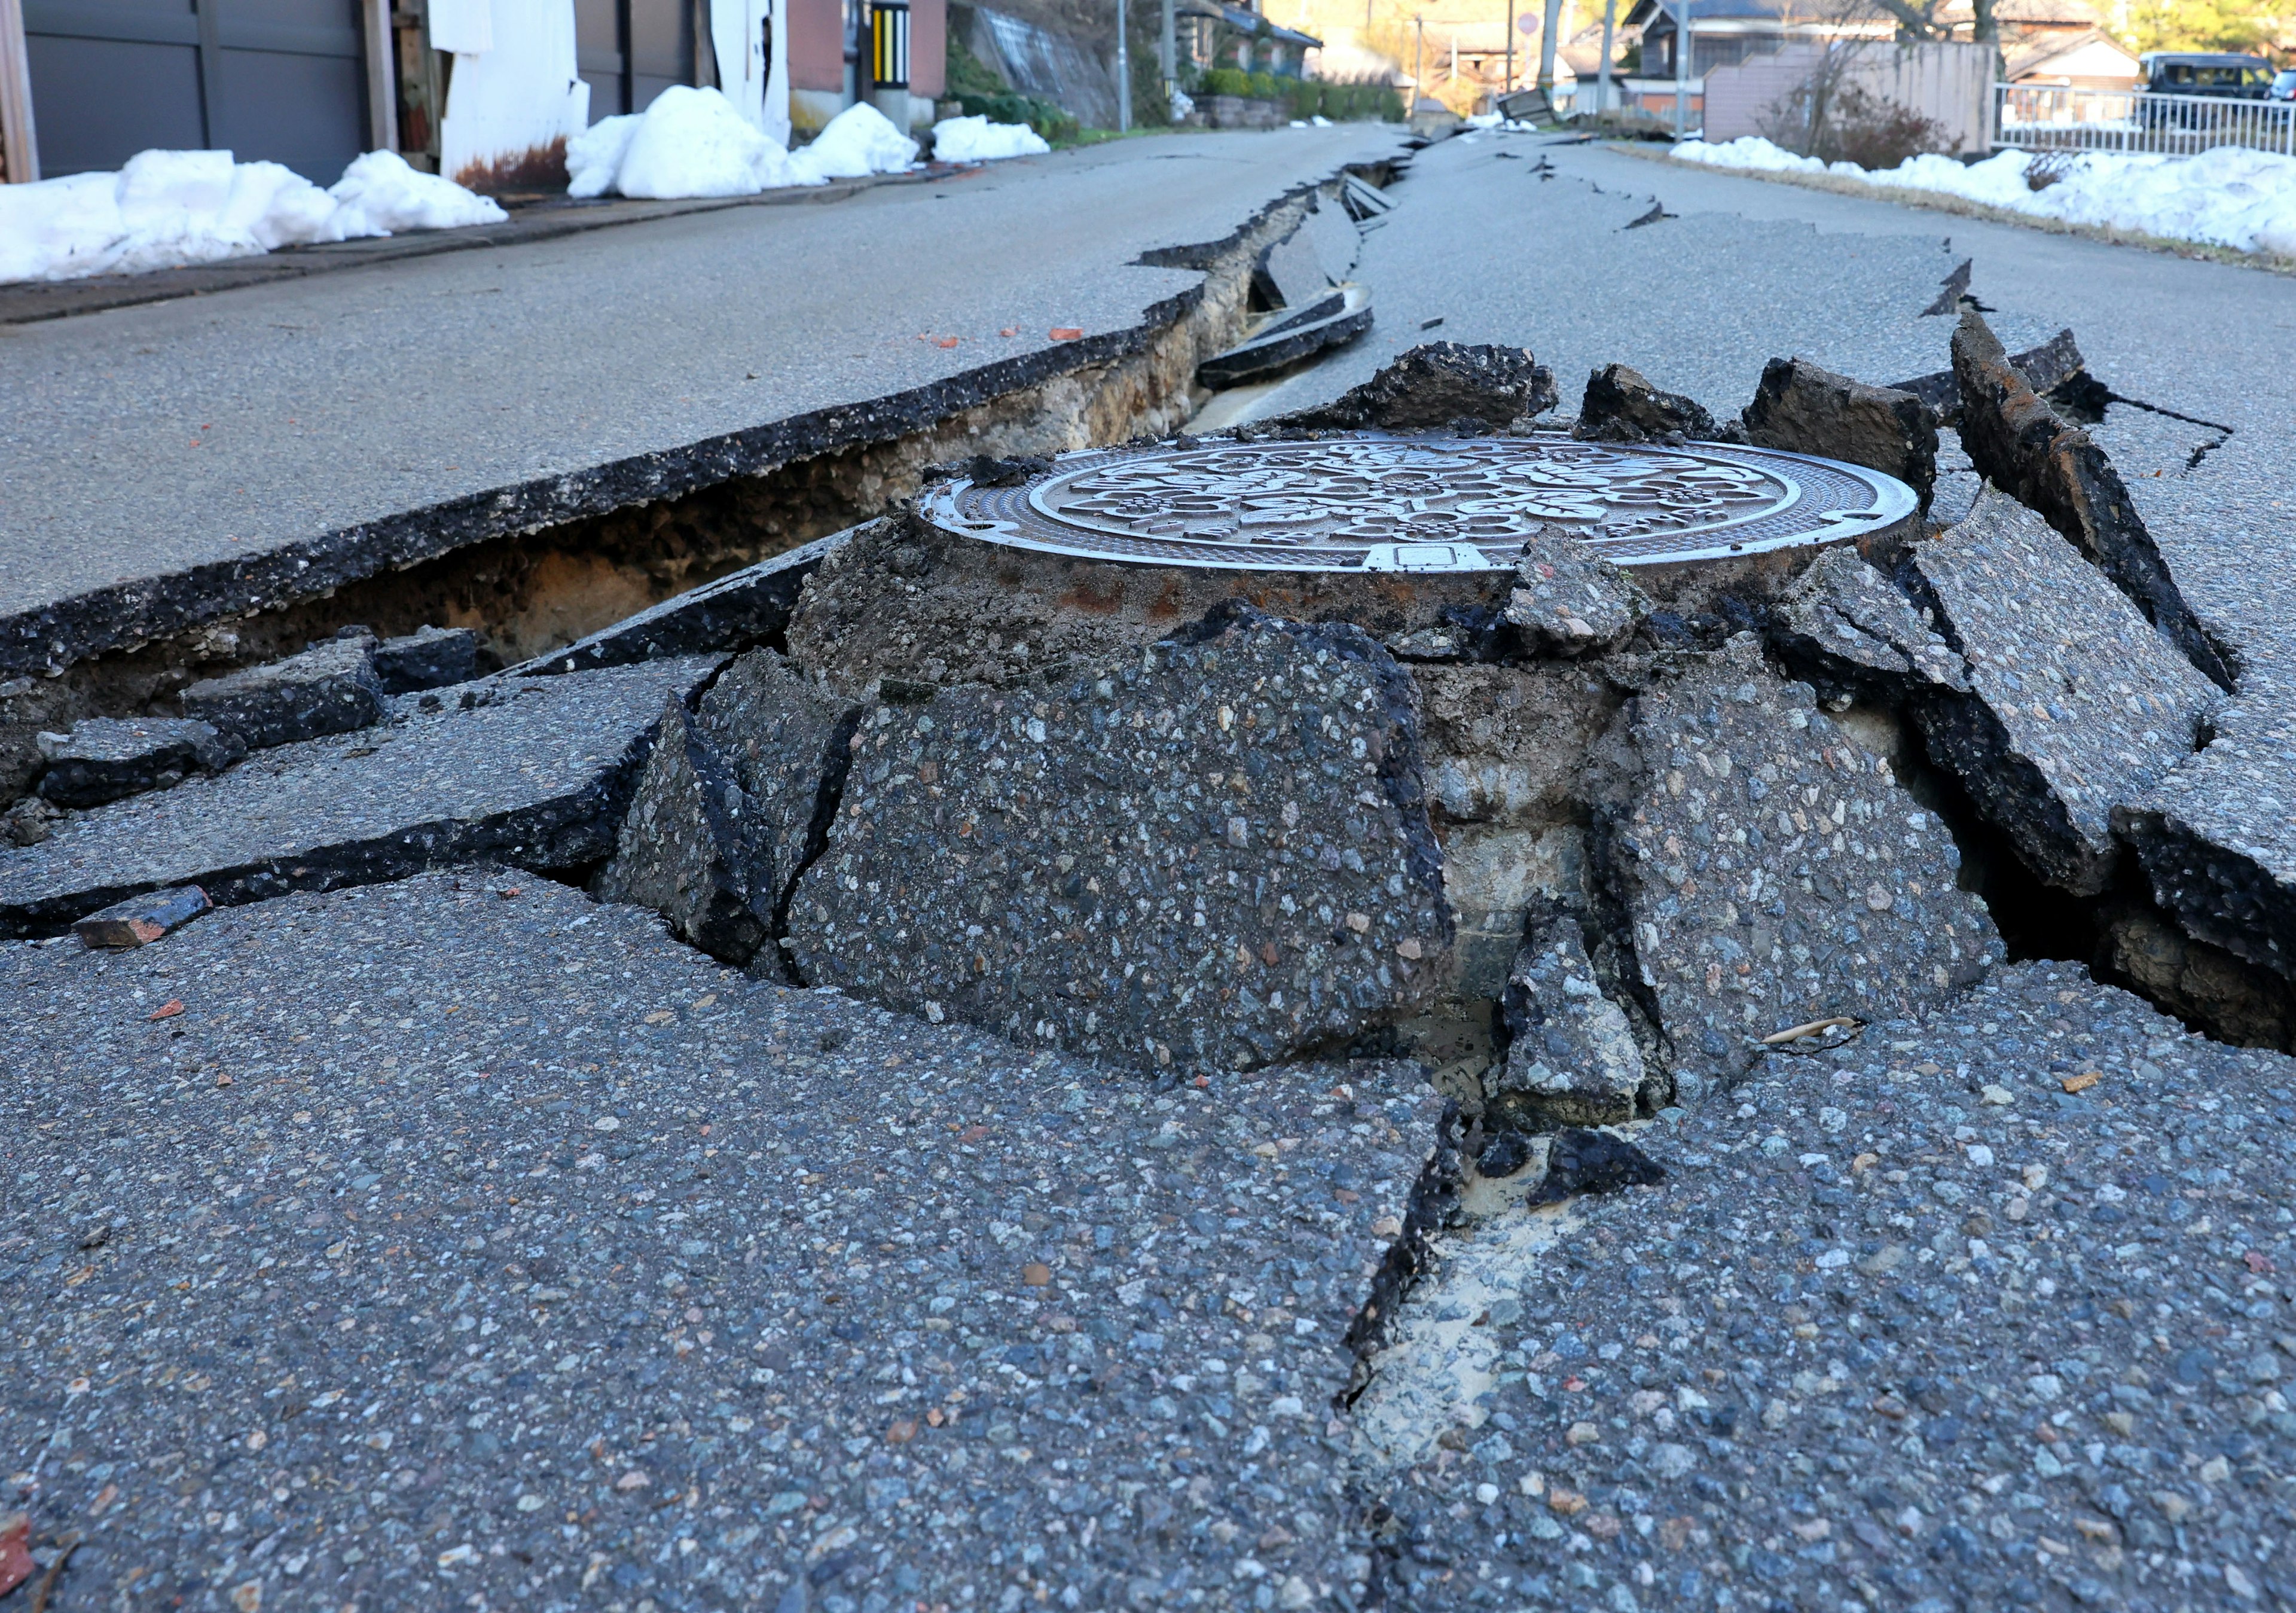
0,872 -> 1443,1611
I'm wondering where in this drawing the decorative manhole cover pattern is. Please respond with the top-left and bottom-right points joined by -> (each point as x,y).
921,434 -> 1918,572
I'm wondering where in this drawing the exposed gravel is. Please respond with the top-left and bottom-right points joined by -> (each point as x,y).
1360,961 -> 2296,1612
0,872 -> 1442,1611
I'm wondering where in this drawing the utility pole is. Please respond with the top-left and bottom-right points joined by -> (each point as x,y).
1593,0 -> 1615,118
1536,0 -> 1561,93
1505,0 -> 1515,95
1160,0 -> 1175,111
1116,0 -> 1129,130
1671,0 -> 1687,134
1412,15 -> 1423,112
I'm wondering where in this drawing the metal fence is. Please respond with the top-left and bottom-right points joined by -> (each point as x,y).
1995,83 -> 2296,155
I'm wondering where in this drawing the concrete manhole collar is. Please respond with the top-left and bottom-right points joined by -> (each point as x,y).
921,433 -> 1919,572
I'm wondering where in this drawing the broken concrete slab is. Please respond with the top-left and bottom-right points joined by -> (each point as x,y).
2115,676 -> 2296,987
1504,527 -> 1649,658
71,883 -> 209,949
1571,362 -> 1718,444
1411,661 -> 1622,998
788,605 -> 1454,1072
1765,542 -> 1968,708
370,624 -> 482,694
783,509 -> 1515,696
591,700 -> 776,965
593,649 -> 858,968
1950,309 -> 2231,690
1909,487 -> 2218,896
1273,341 -> 1558,432
178,632 -> 385,750
0,656 -> 719,937
1490,916 -> 1657,1132
1354,961 -> 2296,1613
1739,356 -> 1937,510
34,716 -> 243,807
515,527 -> 856,677
0,871 -> 1442,1609
1607,633 -> 2000,1085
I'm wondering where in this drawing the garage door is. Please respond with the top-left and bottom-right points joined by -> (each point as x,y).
25,0 -> 370,181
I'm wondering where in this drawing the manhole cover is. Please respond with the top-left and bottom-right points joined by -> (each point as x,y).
921,434 -> 1918,571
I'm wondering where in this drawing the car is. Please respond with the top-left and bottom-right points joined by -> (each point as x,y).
2137,52 -> 2279,130
2272,68 -> 2296,101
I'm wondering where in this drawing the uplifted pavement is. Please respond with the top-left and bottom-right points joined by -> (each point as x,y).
0,125 -> 1403,678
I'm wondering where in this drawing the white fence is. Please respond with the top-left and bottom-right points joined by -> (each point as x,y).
1995,84 -> 2296,156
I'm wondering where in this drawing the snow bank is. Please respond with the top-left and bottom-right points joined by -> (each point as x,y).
329,150 -> 511,235
788,102 -> 920,182
613,86 -> 813,197
0,147 -> 506,285
1672,135 -> 2296,257
930,115 -> 1051,163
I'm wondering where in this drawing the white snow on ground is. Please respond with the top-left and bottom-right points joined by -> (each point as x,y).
930,115 -> 1051,162
0,148 -> 504,284
569,89 -> 919,199
787,102 -> 920,181
609,86 -> 816,196
1672,135 -> 2296,257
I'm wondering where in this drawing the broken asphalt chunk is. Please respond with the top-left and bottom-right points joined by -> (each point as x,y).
1529,1126 -> 1667,1203
370,625 -> 482,694
596,650 -> 857,968
1740,357 -> 1937,510
36,718 -> 243,808
1908,488 -> 2218,896
1950,309 -> 2231,690
1492,916 -> 1657,1131
1608,633 -> 1999,1086
1572,362 -> 1718,444
1889,325 -> 2112,428
1766,543 -> 1969,706
1275,341 -> 1558,432
179,632 -> 385,750
0,657 -> 720,937
2115,680 -> 2296,989
591,700 -> 775,965
1504,526 -> 1648,657
73,885 -> 210,949
787,605 -> 1453,1072
514,528 -> 856,677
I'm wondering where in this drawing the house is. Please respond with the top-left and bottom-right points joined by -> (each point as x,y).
1175,0 -> 1322,80
2001,26 -> 2139,87
1618,0 -> 1894,121
0,0 -> 944,187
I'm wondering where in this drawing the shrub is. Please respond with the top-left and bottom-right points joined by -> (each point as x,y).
1248,71 -> 1280,100
1204,66 -> 1253,97
955,90 -> 1079,143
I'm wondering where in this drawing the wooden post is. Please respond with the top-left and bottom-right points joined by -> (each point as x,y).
362,0 -> 400,151
0,0 -> 36,182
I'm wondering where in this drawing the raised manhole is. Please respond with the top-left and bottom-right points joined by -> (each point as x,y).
921,433 -> 1918,572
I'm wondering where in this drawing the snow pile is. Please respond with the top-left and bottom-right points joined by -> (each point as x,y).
1672,135 -> 2296,257
609,86 -> 816,197
566,113 -> 643,198
930,115 -> 1051,163
788,102 -> 920,181
326,150 -> 512,235
0,147 -> 505,284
